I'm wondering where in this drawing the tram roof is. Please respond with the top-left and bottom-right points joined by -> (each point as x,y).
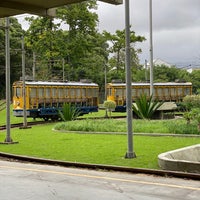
13,81 -> 99,87
107,82 -> 192,87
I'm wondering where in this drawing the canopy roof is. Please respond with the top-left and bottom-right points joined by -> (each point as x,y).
0,0 -> 123,18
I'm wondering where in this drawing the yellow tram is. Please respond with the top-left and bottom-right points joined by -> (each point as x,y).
13,80 -> 99,120
107,81 -> 192,112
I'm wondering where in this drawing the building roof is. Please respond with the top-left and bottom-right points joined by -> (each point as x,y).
0,0 -> 123,18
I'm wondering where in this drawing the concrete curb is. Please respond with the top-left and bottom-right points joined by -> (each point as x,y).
0,152 -> 200,181
53,129 -> 200,137
158,144 -> 200,173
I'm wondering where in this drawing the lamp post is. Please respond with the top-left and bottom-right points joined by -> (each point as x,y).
21,36 -> 28,128
1,17 -> 18,144
124,0 -> 136,159
149,0 -> 154,96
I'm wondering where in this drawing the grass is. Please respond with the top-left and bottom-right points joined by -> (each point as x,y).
0,105 -> 200,170
54,118 -> 200,135
0,105 -> 41,126
0,124 -> 199,169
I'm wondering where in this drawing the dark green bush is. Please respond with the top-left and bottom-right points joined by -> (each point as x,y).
132,94 -> 163,120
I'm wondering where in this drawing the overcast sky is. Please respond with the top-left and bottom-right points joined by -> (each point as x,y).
96,0 -> 200,67
17,0 -> 200,67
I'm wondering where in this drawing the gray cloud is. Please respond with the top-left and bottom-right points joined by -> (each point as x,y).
97,0 -> 200,66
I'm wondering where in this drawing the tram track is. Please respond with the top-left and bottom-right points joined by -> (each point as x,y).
0,121 -> 55,131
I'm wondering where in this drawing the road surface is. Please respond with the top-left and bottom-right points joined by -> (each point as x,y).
0,160 -> 199,200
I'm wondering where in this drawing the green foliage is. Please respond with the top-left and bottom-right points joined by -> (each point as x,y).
0,17 -> 24,98
154,65 -> 188,82
132,94 -> 163,119
0,124 -> 199,169
167,120 -> 199,135
54,118 -> 200,135
59,103 -> 80,121
103,29 -> 145,81
183,95 -> 200,110
190,70 -> 200,94
103,100 -> 116,117
183,108 -> 200,132
183,112 -> 193,124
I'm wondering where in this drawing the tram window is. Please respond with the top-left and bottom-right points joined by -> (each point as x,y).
164,88 -> 169,96
64,88 -> 69,97
170,88 -> 175,96
132,88 -> 136,97
45,88 -> 51,98
137,88 -> 143,96
38,88 -> 44,98
16,87 -> 21,97
177,88 -> 182,95
94,88 -> 98,97
185,88 -> 190,95
116,88 -> 123,97
82,88 -> 86,97
76,88 -> 81,97
106,89 -> 110,97
58,88 -> 63,98
71,88 -> 75,97
157,88 -> 163,96
30,88 -> 37,98
52,87 -> 57,97
143,88 -> 149,96
87,88 -> 92,96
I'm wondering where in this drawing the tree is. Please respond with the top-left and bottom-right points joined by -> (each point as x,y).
25,1 -> 108,84
25,16 -> 66,80
103,29 -> 145,81
56,1 -> 108,83
190,70 -> 200,94
0,17 -> 24,98
103,100 -> 116,118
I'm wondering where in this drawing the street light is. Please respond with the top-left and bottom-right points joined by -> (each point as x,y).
0,17 -> 18,144
149,0 -> 154,96
124,0 -> 136,159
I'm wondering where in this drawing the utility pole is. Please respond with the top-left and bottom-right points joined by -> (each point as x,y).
1,17 -> 17,144
145,59 -> 148,82
62,58 -> 65,82
22,36 -> 27,128
124,0 -> 136,159
33,52 -> 36,80
149,0 -> 154,96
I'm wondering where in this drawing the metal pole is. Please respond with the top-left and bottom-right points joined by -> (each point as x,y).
4,17 -> 12,143
62,58 -> 65,82
149,0 -> 154,96
104,64 -> 107,100
145,59 -> 148,82
125,0 -> 136,158
33,52 -> 36,80
22,36 -> 27,127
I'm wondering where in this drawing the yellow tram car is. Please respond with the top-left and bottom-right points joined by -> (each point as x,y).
107,82 -> 192,112
13,80 -> 99,120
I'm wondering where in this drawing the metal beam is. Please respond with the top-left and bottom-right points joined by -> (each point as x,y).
99,0 -> 123,5
0,0 -> 123,18
0,1 -> 57,16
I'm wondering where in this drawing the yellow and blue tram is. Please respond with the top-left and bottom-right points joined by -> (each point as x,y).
107,82 -> 192,112
13,80 -> 99,120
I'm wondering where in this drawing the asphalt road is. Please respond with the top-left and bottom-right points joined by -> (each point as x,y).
0,160 -> 199,200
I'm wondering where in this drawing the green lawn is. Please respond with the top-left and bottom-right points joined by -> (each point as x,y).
0,123 -> 199,169
0,106 -> 200,170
